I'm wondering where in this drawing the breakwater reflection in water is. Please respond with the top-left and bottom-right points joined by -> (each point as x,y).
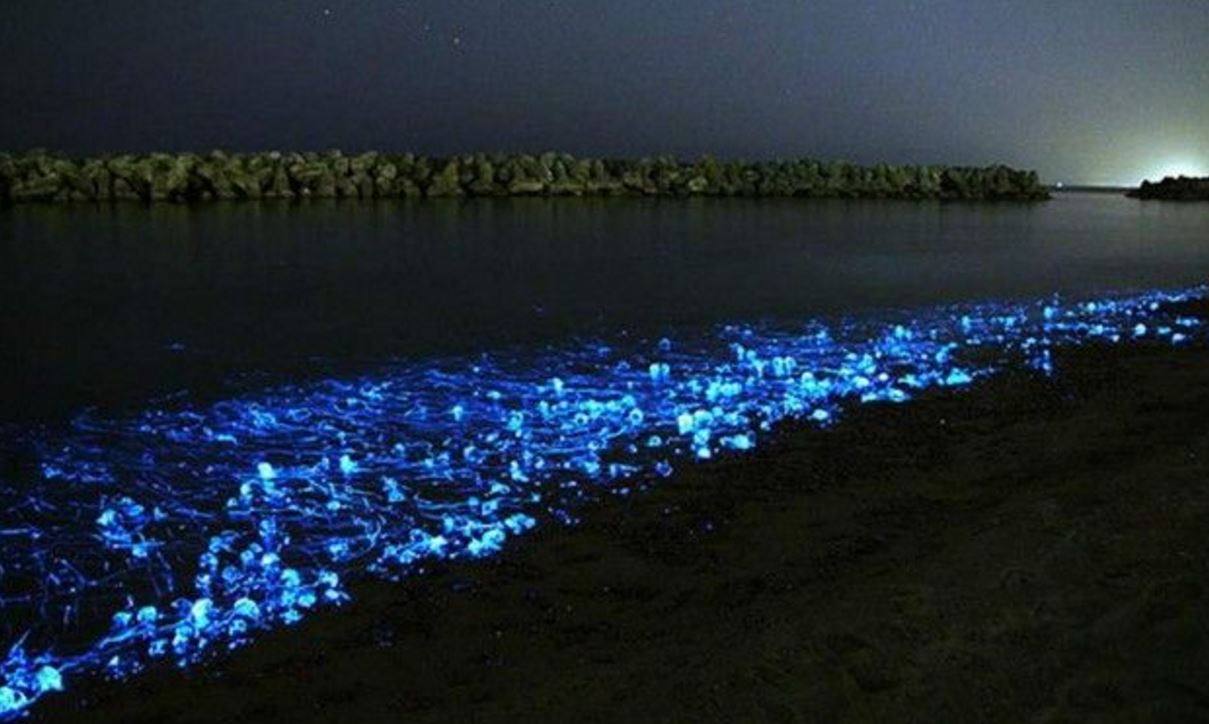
0,285 -> 1204,718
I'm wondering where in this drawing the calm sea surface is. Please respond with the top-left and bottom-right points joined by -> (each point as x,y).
2,192 -> 1207,422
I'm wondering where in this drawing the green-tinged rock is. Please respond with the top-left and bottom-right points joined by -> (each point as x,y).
61,159 -> 98,198
0,151 -> 1051,202
288,157 -> 338,197
112,177 -> 140,201
373,162 -> 400,197
314,171 -> 337,198
334,176 -> 357,198
410,158 -> 432,185
350,152 -> 378,176
620,169 -> 647,193
145,154 -> 193,201
196,160 -> 236,199
105,155 -> 136,184
268,166 -> 294,199
11,173 -> 61,201
228,162 -> 262,200
508,178 -> 546,194
548,178 -> 586,196
469,159 -> 495,195
427,160 -> 464,197
86,163 -> 111,200
356,174 -> 375,198
585,160 -> 622,194
286,160 -> 320,187
399,178 -> 423,197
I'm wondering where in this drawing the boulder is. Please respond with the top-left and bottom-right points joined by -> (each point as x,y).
426,160 -> 464,197
228,163 -> 263,199
507,178 -> 546,195
350,152 -> 378,176
195,160 -> 236,199
374,162 -> 400,196
469,159 -> 495,195
334,176 -> 358,198
314,170 -> 337,198
356,175 -> 375,198
268,166 -> 294,199
146,155 -> 192,201
11,173 -> 61,201
83,161 -> 111,200
111,177 -> 140,201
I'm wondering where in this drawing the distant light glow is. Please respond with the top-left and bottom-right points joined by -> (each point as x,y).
0,285 -> 1205,720
1139,157 -> 1209,185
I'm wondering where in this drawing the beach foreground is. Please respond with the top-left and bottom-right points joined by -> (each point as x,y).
35,312 -> 1209,723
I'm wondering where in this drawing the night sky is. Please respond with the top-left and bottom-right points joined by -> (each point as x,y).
1,0 -> 1206,185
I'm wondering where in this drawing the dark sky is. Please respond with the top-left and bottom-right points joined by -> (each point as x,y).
1,1 -> 1206,184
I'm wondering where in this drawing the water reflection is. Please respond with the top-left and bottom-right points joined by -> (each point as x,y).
1,194 -> 1207,421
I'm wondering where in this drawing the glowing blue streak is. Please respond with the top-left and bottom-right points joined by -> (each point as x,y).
0,286 -> 1204,719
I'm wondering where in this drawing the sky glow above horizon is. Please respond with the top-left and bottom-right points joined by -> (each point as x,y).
1135,157 -> 1209,186
0,1 -> 1206,184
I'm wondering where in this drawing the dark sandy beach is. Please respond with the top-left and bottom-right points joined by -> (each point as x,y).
34,307 -> 1209,723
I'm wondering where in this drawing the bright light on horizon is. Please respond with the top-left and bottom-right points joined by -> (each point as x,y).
1133,157 -> 1209,186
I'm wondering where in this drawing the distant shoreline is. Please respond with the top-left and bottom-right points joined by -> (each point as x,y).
0,151 -> 1049,204
1126,176 -> 1209,201
1049,185 -> 1132,194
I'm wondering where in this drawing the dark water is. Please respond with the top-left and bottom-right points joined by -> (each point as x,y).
2,193 -> 1207,422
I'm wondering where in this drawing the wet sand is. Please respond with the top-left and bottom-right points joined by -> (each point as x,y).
35,320 -> 1209,722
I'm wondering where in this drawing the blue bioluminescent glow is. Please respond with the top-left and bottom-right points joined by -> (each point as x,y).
0,286 -> 1204,719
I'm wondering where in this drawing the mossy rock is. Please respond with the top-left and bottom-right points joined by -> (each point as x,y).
334,177 -> 358,198
426,161 -> 464,197
350,152 -> 379,175
548,179 -> 586,196
355,175 -> 375,198
11,174 -> 62,201
468,160 -> 496,195
374,163 -> 400,196
266,167 -> 294,199
195,161 -> 236,199
111,177 -> 141,201
504,179 -> 542,194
